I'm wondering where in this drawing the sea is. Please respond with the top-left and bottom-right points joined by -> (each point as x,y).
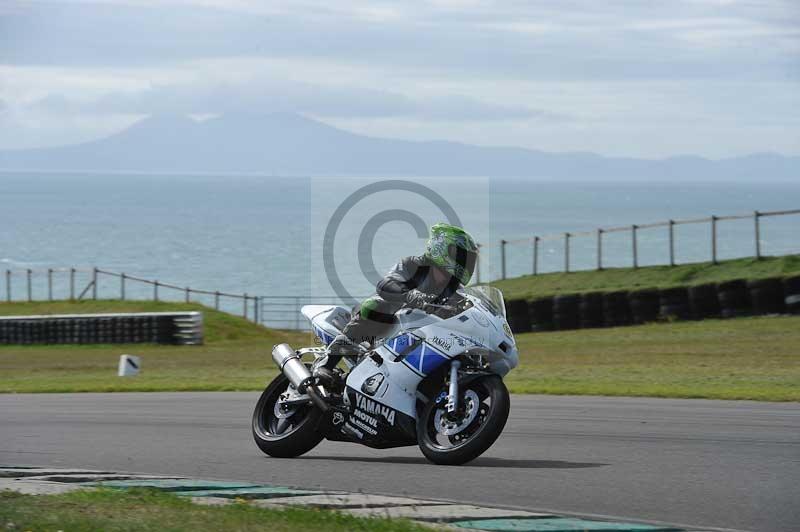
2,172 -> 798,316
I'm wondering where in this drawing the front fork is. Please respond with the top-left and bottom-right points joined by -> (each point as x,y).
446,360 -> 461,414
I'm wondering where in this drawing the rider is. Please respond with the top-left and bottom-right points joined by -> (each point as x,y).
314,223 -> 478,381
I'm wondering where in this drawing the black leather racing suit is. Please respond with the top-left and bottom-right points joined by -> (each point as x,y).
323,255 -> 461,368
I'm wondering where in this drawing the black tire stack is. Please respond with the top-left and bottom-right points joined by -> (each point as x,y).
785,275 -> 800,314
659,287 -> 692,321
688,284 -> 720,319
528,297 -> 554,331
505,299 -> 532,334
603,291 -> 631,328
553,294 -> 580,330
717,280 -> 751,318
0,312 -> 202,345
747,278 -> 785,315
579,293 -> 604,328
629,289 -> 660,324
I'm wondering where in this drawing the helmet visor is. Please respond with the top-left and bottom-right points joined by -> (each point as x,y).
448,245 -> 478,282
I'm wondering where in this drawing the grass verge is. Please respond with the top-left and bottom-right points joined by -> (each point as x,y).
491,254 -> 800,300
1,300 -> 798,400
0,488 -> 427,532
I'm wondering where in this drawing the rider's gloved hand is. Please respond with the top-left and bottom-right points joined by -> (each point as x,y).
405,289 -> 438,309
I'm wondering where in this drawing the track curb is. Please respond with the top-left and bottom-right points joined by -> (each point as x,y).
0,465 -> 745,532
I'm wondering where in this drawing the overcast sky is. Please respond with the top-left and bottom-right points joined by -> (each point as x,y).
1,0 -> 798,158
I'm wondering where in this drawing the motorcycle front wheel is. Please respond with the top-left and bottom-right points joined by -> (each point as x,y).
252,371 -> 324,458
417,374 -> 510,465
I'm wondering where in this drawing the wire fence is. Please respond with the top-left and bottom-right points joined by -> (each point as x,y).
474,208 -> 800,282
1,266 -> 363,331
3,207 -> 798,331
2,267 -> 261,323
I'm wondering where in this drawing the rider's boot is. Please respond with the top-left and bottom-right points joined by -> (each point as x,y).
312,334 -> 359,392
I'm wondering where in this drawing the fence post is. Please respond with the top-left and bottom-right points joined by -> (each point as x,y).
668,220 -> 675,266
254,296 -> 259,324
154,281 -> 159,301
121,273 -> 126,300
48,269 -> 53,301
711,215 -> 718,264
564,233 -> 570,273
5,270 -> 10,302
295,296 -> 300,330
533,236 -> 539,276
26,269 -> 32,302
92,267 -> 98,300
632,225 -> 638,269
185,287 -> 190,303
475,244 -> 482,284
596,229 -> 603,270
214,291 -> 220,310
754,211 -> 761,259
243,293 -> 248,319
70,268 -> 75,300
500,240 -> 507,280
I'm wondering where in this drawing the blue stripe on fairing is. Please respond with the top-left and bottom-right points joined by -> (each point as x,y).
314,326 -> 334,346
402,342 -> 450,375
386,332 -> 415,355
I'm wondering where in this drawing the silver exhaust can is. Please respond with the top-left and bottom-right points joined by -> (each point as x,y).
271,343 -> 314,392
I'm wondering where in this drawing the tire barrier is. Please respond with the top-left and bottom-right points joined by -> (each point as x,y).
717,280 -> 751,318
578,292 -> 604,329
528,297 -> 554,331
0,312 -> 203,345
504,275 -> 798,335
659,286 -> 692,321
602,291 -> 631,327
505,299 -> 532,333
629,289 -> 660,324
553,294 -> 580,330
747,277 -> 785,315
688,283 -> 720,320
785,275 -> 800,314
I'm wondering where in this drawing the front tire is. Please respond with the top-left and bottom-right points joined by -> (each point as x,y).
417,374 -> 510,465
252,372 -> 324,458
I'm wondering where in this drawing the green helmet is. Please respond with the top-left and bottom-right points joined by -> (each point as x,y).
425,223 -> 479,285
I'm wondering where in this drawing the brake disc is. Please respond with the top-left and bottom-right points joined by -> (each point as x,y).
433,389 -> 480,436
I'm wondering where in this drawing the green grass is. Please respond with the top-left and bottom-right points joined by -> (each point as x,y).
1,300 -> 798,401
0,488 -> 428,532
505,315 -> 800,402
491,254 -> 800,300
0,300 -> 313,393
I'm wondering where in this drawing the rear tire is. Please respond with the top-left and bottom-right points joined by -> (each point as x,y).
417,375 -> 510,466
252,372 -> 324,458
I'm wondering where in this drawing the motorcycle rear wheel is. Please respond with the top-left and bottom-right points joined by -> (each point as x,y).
252,371 -> 324,458
417,374 -> 510,465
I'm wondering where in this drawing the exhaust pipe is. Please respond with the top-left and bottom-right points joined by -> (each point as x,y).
271,344 -> 329,412
272,343 -> 314,392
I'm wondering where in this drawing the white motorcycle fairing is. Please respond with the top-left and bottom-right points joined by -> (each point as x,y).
300,287 -> 518,449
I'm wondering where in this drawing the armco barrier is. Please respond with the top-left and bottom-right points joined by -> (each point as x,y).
0,312 -> 203,345
504,276 -> 799,333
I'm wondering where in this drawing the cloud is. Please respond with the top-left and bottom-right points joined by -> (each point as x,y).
1,0 -> 798,81
28,77 -> 569,122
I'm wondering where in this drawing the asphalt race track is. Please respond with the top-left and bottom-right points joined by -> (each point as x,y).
1,393 -> 797,532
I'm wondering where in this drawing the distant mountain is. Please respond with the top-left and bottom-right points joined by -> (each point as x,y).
1,112 -> 797,180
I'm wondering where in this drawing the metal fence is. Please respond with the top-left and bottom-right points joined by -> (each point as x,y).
2,267 -> 261,323
4,207 -> 798,331
475,208 -> 800,282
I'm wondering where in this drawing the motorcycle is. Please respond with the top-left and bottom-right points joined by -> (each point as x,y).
252,285 -> 518,465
